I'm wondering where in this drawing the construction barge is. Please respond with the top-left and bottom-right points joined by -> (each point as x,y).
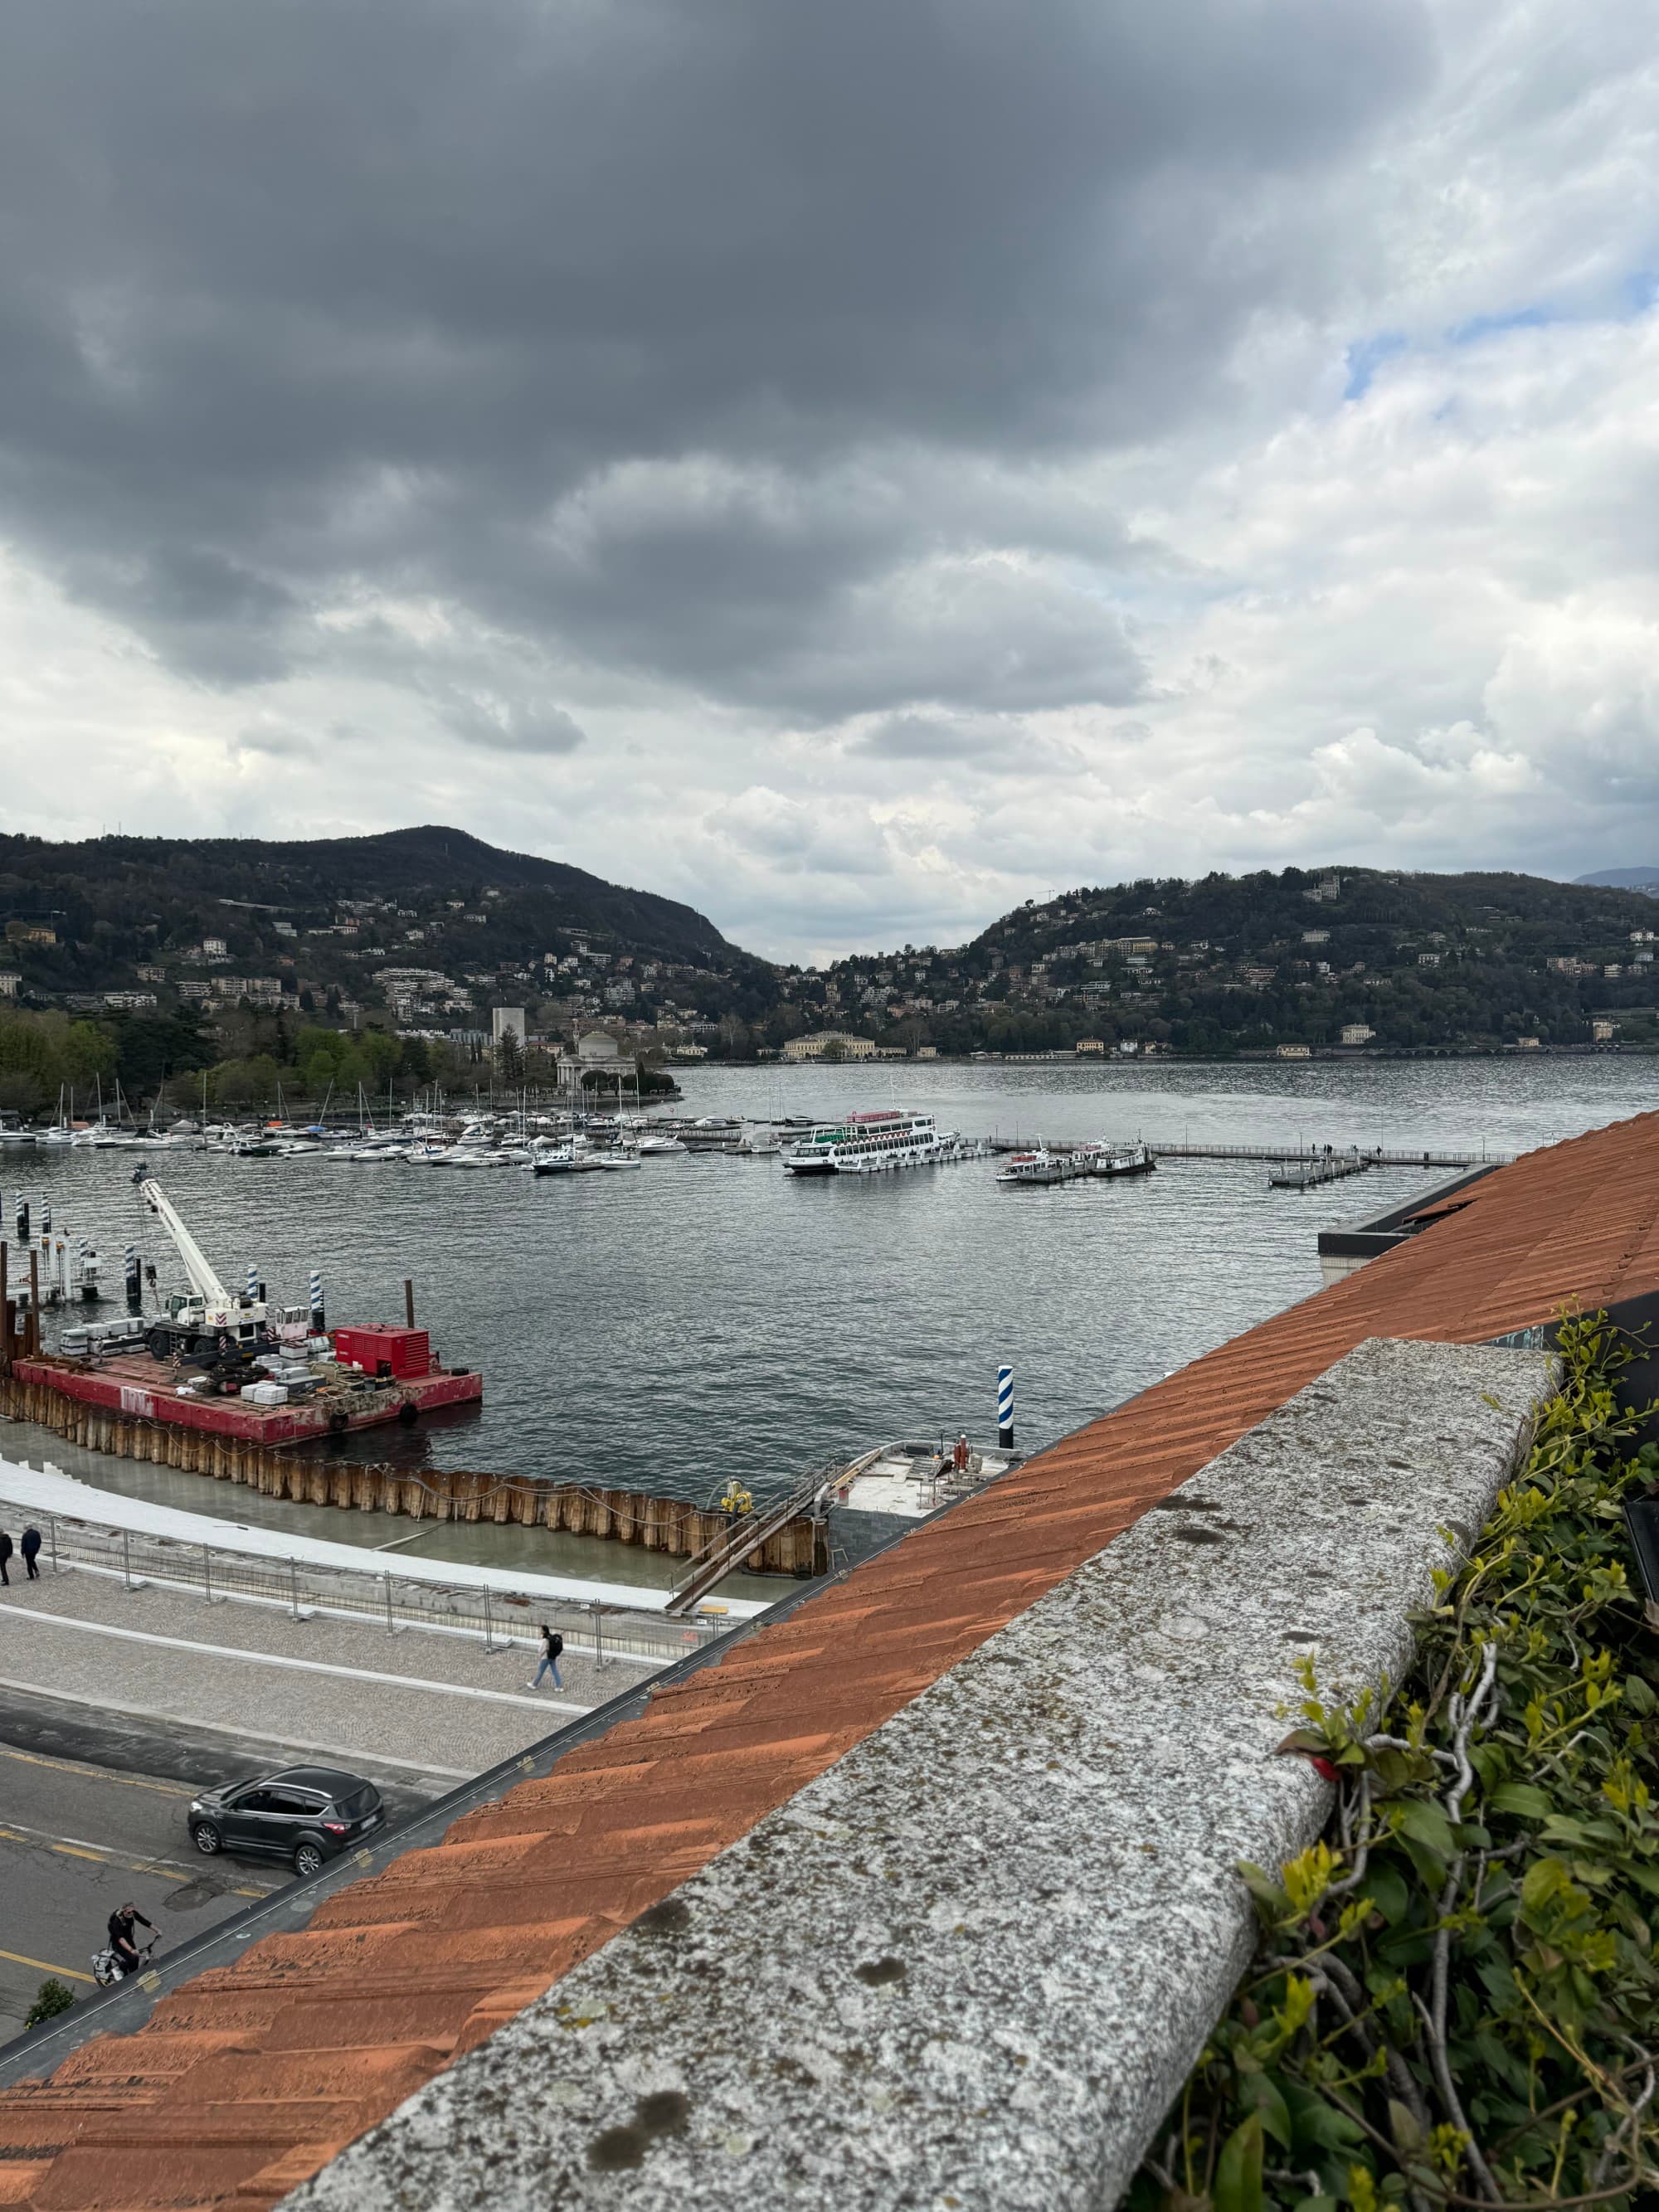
0,1360 -> 828,1574
0,1165 -> 826,1580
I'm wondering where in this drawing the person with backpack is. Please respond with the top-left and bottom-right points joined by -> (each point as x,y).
526,1623 -> 564,1691
19,1526 -> 41,1581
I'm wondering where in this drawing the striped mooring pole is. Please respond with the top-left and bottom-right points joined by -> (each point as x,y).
309,1271 -> 325,1333
40,1198 -> 51,1238
125,1243 -> 142,1315
246,1264 -> 259,1304
14,1194 -> 27,1243
997,1364 -> 1014,1451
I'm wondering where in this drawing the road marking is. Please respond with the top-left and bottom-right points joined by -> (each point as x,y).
0,1743 -> 194,1798
0,1680 -> 472,1781
0,1607 -> 591,1714
0,1947 -> 94,1986
0,1820 -> 272,1897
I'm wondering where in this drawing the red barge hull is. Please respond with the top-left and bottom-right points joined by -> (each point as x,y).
11,1353 -> 482,1446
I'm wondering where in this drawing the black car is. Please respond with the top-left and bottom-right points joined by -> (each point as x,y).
187,1765 -> 384,1878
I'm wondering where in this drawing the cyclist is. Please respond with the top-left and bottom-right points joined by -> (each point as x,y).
106,1902 -> 155,1979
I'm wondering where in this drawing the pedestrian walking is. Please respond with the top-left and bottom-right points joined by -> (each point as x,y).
20,1526 -> 41,1581
526,1623 -> 564,1691
0,1530 -> 11,1587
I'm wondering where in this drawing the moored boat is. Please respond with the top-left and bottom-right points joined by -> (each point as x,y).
781,1107 -> 989,1175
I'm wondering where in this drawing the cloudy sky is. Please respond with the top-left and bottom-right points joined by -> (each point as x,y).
0,1 -> 1655,960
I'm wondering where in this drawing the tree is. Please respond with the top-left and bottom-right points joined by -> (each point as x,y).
24,1978 -> 75,2029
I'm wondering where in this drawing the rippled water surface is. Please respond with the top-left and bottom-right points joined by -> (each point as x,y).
3,1058 -> 1652,1586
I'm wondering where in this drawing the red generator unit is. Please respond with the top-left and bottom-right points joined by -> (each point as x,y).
333,1325 -> 433,1380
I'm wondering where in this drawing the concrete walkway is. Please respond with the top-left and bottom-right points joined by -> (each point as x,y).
0,1566 -> 643,1781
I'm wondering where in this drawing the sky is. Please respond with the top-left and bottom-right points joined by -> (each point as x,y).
0,1 -> 1656,964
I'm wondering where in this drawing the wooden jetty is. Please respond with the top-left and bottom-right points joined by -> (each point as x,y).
993,1137 -> 1511,1170
1267,1154 -> 1370,1189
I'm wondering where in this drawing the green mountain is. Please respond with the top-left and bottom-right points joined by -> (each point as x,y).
0,824 -> 735,970
771,866 -> 1659,1057
1574,868 -> 1659,892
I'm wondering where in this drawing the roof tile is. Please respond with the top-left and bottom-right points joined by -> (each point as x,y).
7,1114 -> 1657,2212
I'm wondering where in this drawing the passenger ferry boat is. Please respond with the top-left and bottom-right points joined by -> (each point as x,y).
780,1108 -> 989,1176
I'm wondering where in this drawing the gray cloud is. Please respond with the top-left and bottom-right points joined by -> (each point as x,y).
437,695 -> 586,757
0,0 -> 1433,722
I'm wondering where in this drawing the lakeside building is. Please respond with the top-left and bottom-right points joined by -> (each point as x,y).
781,1028 -> 878,1061
3,1115 -> 1658,2207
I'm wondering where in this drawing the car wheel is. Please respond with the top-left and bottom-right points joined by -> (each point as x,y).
191,1821 -> 222,1855
294,1840 -> 325,1878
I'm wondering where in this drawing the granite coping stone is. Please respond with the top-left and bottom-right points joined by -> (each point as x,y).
289,1336 -> 1556,2212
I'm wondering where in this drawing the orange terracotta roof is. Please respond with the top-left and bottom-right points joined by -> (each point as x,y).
4,1110 -> 1658,2212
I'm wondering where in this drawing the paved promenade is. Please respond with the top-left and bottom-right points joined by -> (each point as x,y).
0,1564 -> 646,1780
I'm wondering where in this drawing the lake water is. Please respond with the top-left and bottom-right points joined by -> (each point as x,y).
2,1057 -> 1652,1595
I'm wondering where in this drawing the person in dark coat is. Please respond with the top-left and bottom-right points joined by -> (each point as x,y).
0,1530 -> 11,1586
19,1526 -> 41,1581
526,1623 -> 564,1691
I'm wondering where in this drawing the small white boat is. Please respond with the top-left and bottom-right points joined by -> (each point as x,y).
732,1128 -> 781,1156
635,1133 -> 686,1155
995,1149 -> 1066,1186
831,1438 -> 1021,1518
531,1137 -> 606,1175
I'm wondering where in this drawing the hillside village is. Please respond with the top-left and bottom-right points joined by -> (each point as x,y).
2,835 -> 1657,1114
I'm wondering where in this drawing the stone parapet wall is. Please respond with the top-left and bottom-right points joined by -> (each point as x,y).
291,1336 -> 1555,2212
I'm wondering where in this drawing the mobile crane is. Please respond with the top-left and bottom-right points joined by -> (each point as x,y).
132,1164 -> 272,1369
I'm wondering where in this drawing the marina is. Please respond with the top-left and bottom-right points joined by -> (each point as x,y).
0,1059 -> 1651,1544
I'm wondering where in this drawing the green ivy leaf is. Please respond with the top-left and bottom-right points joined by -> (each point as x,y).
1487,1782 -> 1554,1818
1237,2070 -> 1292,2149
1397,1801 -> 1455,1855
1213,2112 -> 1263,2212
1362,1861 -> 1409,1925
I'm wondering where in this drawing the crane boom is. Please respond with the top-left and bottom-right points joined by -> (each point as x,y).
133,1166 -> 235,1313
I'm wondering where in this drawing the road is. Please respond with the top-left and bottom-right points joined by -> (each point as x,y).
0,1690 -> 443,2045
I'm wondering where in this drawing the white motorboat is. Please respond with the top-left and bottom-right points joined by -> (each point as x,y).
830,1437 -> 1022,1518
635,1133 -> 686,1155
531,1136 -> 606,1175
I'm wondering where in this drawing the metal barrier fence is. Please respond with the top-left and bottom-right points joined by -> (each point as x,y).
27,1510 -> 725,1674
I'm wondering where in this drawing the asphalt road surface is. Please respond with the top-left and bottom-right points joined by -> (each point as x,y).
0,1689 -> 442,2044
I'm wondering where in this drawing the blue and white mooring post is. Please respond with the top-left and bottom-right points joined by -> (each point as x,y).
14,1194 -> 27,1243
309,1270 -> 325,1333
125,1243 -> 142,1315
246,1264 -> 259,1304
40,1198 -> 51,1238
997,1363 -> 1014,1451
